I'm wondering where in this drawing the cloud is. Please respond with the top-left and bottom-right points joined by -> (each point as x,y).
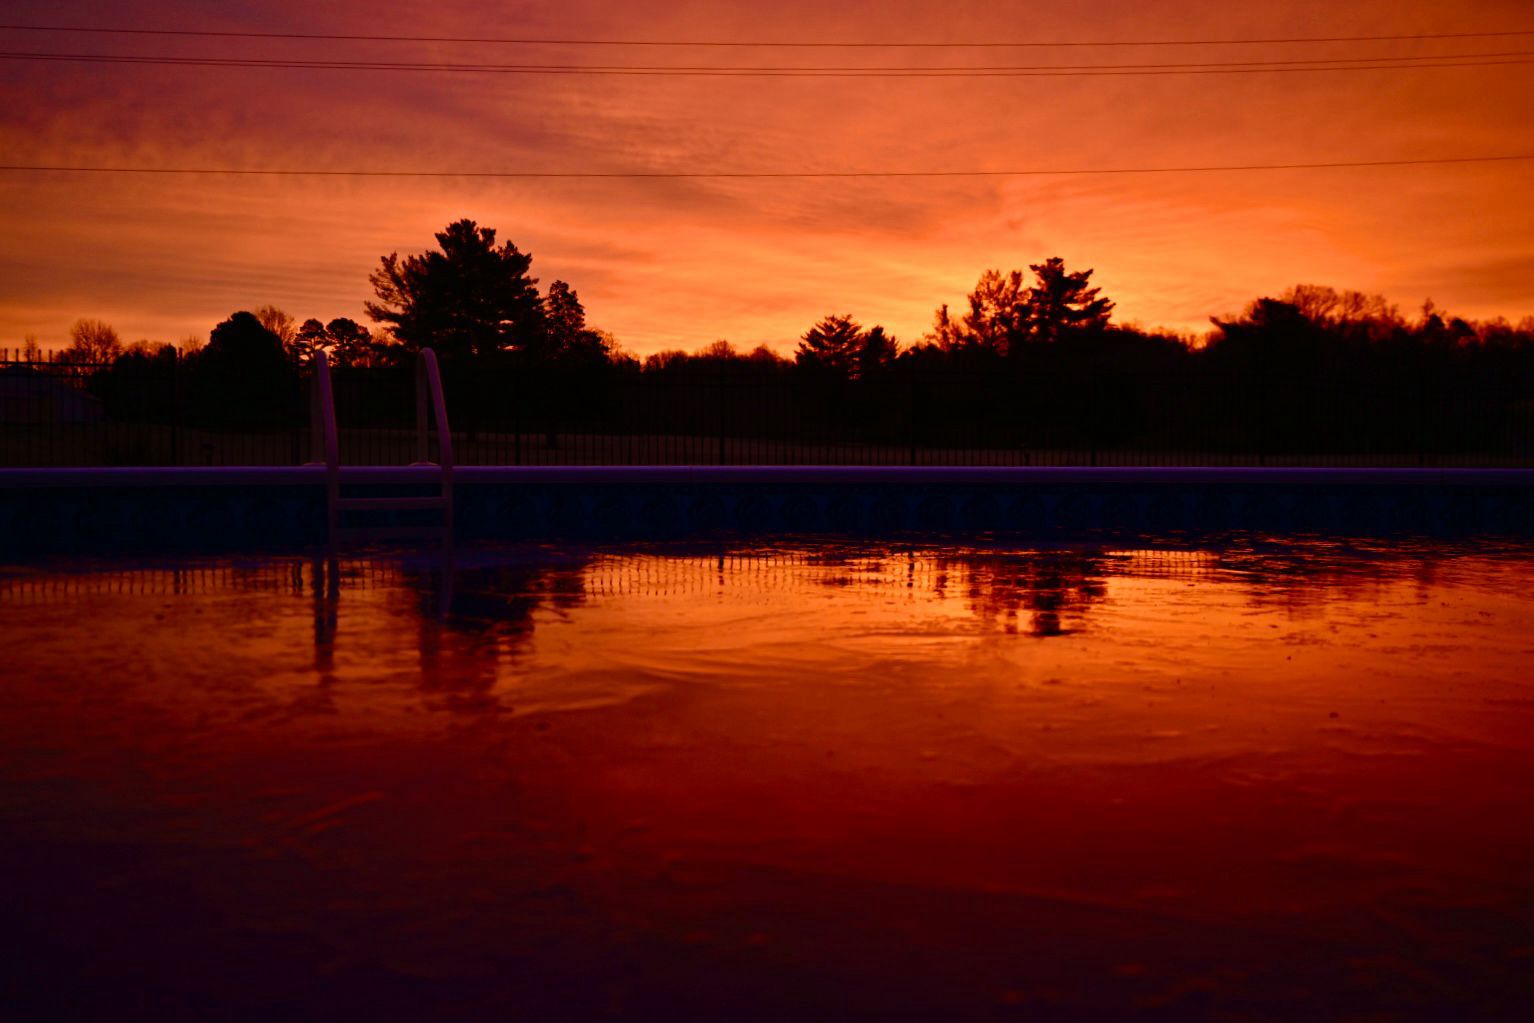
3,0 -> 1532,349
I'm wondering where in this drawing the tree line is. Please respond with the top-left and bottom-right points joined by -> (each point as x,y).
10,217 -> 1534,453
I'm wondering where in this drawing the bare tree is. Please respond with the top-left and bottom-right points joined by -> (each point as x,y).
253,305 -> 298,349
61,318 -> 124,367
697,340 -> 739,360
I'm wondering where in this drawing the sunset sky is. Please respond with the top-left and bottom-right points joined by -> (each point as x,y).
2,0 -> 1531,354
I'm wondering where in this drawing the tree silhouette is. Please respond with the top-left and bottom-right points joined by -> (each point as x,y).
87,341 -> 177,421
60,318 -> 124,367
366,219 -> 546,363
286,317 -> 374,367
1281,285 -> 1400,330
205,311 -> 289,369
748,344 -> 790,369
797,314 -> 865,377
930,260 -> 1113,354
542,280 -> 610,365
858,325 -> 899,379
191,311 -> 299,427
1025,258 -> 1113,342
795,315 -> 900,383
31,250 -> 1534,466
325,318 -> 374,367
253,306 -> 297,349
931,269 -> 1029,356
290,318 -> 329,364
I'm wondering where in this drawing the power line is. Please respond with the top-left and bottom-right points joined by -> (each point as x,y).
2,155 -> 1530,179
5,50 -> 1534,77
2,22 -> 1534,48
9,48 -> 1534,71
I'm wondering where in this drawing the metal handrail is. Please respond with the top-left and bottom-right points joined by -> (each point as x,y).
413,348 -> 454,475
309,349 -> 340,471
414,347 -> 453,533
309,350 -> 341,540
309,347 -> 453,541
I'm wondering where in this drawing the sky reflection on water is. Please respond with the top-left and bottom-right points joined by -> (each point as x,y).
2,538 -> 1533,1019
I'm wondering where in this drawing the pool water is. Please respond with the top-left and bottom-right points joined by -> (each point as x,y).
3,538 -> 1534,1020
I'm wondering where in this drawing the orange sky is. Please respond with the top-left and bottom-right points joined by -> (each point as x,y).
2,1 -> 1532,354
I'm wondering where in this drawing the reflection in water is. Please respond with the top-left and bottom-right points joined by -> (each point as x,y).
2,539 -> 1534,1019
0,540 -> 1516,725
938,550 -> 1108,636
311,553 -> 338,676
252,541 -> 1490,675
409,552 -> 590,711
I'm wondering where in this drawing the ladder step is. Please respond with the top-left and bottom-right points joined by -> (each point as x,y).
335,496 -> 450,512
334,524 -> 452,541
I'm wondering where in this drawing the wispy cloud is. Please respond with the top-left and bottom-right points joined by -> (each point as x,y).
2,0 -> 1531,348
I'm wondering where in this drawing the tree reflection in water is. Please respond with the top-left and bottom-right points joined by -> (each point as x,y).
938,551 -> 1108,636
4,538 -> 1534,1020
292,539 -> 1500,703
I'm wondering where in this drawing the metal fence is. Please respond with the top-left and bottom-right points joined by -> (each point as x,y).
3,351 -> 1531,467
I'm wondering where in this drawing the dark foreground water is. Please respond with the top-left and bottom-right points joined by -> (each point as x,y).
2,537 -> 1533,1021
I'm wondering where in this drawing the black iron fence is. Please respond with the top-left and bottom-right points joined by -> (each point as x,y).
3,351 -> 1531,467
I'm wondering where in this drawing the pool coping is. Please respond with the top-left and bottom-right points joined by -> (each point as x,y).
5,465 -> 1534,489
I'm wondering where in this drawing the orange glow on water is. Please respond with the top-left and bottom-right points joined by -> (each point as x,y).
2,540 -> 1533,1016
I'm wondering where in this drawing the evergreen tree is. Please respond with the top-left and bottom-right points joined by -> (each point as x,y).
796,314 -> 865,377
325,318 -> 374,367
1025,257 -> 1113,342
857,325 -> 899,379
366,219 -> 546,362
929,270 -> 1028,356
290,318 -> 329,364
542,280 -> 610,364
796,316 -> 899,380
930,260 -> 1113,354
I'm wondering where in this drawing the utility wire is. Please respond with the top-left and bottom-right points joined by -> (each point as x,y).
2,155 -> 1530,179
3,22 -> 1534,48
9,47 -> 1534,69
5,50 -> 1534,76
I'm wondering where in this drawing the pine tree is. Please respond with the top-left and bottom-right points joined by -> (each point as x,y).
542,280 -> 610,364
290,318 -> 329,364
1025,257 -> 1113,342
366,219 -> 546,362
929,270 -> 1029,355
326,318 -> 374,367
796,314 -> 865,377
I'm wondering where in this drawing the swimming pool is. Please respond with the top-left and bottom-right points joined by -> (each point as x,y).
5,465 -> 1534,554
3,537 -> 1533,1019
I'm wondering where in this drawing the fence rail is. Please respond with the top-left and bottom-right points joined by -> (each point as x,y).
3,353 -> 1531,468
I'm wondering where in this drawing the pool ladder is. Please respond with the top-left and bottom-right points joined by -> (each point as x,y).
309,348 -> 454,543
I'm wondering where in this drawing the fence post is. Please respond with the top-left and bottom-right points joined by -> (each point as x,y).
511,370 -> 522,466
1417,368 -> 1431,467
1087,368 -> 1099,467
1088,382 -> 1098,468
907,371 -> 918,466
1256,381 -> 1268,467
170,348 -> 182,466
717,364 -> 727,466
